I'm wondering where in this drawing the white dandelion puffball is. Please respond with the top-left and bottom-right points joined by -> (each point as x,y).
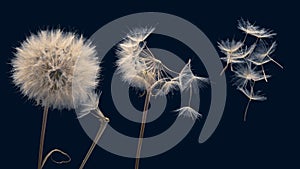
12,29 -> 100,110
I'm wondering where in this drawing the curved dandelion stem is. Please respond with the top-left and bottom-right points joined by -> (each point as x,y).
41,149 -> 71,168
79,109 -> 109,169
135,90 -> 151,169
220,62 -> 229,75
38,105 -> 49,169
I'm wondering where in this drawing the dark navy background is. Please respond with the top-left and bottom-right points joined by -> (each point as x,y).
1,1 -> 298,169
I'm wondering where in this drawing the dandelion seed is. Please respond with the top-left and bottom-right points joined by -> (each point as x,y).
127,27 -> 155,42
175,106 -> 202,120
76,91 -> 101,118
231,44 -> 256,59
178,59 -> 209,91
238,87 -> 266,101
218,39 -> 245,73
238,19 -> 276,38
238,86 -> 266,121
218,39 -> 244,53
246,40 -> 282,81
150,78 -> 180,96
247,40 -> 283,68
233,62 -> 270,87
219,54 -> 245,74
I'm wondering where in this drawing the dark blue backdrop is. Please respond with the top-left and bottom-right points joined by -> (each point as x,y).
1,1 -> 298,169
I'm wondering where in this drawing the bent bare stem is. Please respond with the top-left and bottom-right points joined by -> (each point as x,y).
79,113 -> 109,169
42,149 -> 71,167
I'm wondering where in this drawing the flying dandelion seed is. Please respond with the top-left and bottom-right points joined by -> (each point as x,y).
232,62 -> 270,88
218,39 -> 244,74
11,29 -> 104,169
175,106 -> 202,120
218,19 -> 283,121
238,19 -> 277,39
178,59 -> 209,91
116,27 -> 209,169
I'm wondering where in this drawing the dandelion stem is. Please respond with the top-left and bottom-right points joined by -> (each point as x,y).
220,63 -> 229,75
261,65 -> 268,82
255,38 -> 259,45
230,63 -> 233,71
243,99 -> 252,121
242,33 -> 248,44
79,110 -> 109,169
135,90 -> 151,169
244,81 -> 255,121
267,55 -> 283,69
38,105 -> 49,169
188,84 -> 192,106
41,149 -> 71,168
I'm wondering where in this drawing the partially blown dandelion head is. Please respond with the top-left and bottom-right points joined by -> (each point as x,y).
12,29 -> 100,110
117,27 -> 209,120
116,27 -> 168,90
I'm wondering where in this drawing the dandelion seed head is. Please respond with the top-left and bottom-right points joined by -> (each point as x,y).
117,27 -> 169,90
12,29 -> 100,110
